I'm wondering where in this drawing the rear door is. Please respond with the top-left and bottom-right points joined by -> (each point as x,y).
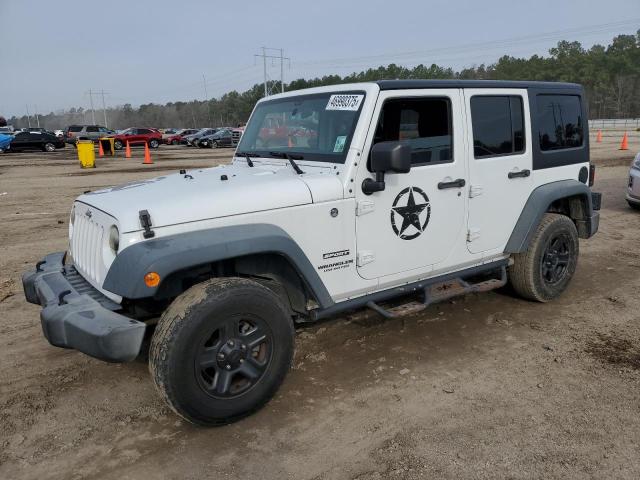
355,89 -> 467,280
464,89 -> 532,254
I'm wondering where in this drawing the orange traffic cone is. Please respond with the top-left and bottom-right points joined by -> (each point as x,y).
98,140 -> 104,156
620,132 -> 629,150
125,140 -> 131,158
596,130 -> 602,143
143,142 -> 153,164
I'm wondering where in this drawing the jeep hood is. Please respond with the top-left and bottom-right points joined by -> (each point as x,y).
76,162 -> 341,232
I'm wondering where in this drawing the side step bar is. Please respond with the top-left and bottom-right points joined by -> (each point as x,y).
365,266 -> 507,319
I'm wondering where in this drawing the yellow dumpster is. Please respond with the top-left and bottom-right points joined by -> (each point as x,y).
99,137 -> 115,156
77,139 -> 95,168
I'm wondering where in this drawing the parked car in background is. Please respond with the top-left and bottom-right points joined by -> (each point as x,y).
110,127 -> 163,150
64,125 -> 114,144
183,128 -> 217,146
6,130 -> 65,152
0,126 -> 15,134
161,128 -> 179,140
164,128 -> 199,145
231,127 -> 244,146
626,152 -> 640,210
198,129 -> 233,148
54,129 -> 64,138
0,133 -> 12,152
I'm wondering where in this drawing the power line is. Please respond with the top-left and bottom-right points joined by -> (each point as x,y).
254,47 -> 290,96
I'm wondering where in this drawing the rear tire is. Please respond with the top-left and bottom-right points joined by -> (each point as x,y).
627,200 -> 640,210
149,277 -> 294,426
43,142 -> 56,152
114,140 -> 123,150
171,139 -> 179,145
211,141 -> 219,149
149,139 -> 160,149
509,213 -> 579,302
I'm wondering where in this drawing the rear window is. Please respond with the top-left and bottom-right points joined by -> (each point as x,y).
537,95 -> 584,151
470,95 -> 525,158
68,126 -> 83,132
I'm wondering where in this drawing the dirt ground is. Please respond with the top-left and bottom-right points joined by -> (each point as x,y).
1,133 -> 639,480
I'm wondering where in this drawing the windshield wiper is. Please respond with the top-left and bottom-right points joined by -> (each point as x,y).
269,151 -> 305,175
236,151 -> 258,167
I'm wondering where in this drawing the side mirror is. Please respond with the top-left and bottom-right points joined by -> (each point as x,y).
362,141 -> 411,195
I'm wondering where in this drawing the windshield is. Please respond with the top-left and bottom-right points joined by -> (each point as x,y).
237,91 -> 365,163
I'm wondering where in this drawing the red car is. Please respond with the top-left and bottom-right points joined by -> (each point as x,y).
164,128 -> 199,145
110,128 -> 163,150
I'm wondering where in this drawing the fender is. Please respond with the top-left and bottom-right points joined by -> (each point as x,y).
505,179 -> 598,253
103,224 -> 334,307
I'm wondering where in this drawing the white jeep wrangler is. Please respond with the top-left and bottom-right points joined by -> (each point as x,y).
23,80 -> 601,426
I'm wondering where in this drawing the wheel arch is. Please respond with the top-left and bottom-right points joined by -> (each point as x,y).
505,179 -> 596,253
103,224 -> 333,312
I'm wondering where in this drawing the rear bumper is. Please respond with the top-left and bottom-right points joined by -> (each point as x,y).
22,252 -> 146,363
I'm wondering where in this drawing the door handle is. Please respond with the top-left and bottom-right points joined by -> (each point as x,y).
508,169 -> 531,179
438,178 -> 466,189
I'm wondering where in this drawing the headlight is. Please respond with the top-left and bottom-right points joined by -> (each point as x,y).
633,153 -> 640,170
109,225 -> 120,254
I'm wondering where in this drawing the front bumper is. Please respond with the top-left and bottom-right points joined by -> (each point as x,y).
22,252 -> 146,363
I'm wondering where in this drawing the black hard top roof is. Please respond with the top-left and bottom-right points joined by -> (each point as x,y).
376,80 -> 582,91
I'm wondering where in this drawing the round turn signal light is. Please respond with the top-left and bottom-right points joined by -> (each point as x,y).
144,272 -> 161,288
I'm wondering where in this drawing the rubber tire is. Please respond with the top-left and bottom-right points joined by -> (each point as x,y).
211,141 -> 218,149
149,139 -> 160,149
114,140 -> 123,150
149,277 -> 294,426
508,213 -> 579,302
43,142 -> 56,152
171,139 -> 179,145
627,200 -> 640,211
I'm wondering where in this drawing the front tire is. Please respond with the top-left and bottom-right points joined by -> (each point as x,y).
43,142 -> 56,152
509,213 -> 579,302
114,140 -> 123,150
627,200 -> 640,210
171,139 -> 179,145
149,139 -> 160,149
211,141 -> 219,149
149,277 -> 294,426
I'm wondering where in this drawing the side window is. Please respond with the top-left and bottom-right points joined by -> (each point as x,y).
373,97 -> 452,166
86,126 -> 99,133
537,95 -> 583,151
470,95 -> 525,158
137,128 -> 151,135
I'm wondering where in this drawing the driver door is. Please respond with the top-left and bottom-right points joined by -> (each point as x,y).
355,89 -> 467,281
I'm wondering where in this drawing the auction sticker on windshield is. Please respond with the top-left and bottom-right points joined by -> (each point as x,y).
326,94 -> 364,111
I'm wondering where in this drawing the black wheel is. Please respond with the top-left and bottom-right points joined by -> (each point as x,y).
43,142 -> 56,152
114,140 -> 123,150
627,200 -> 640,211
149,139 -> 160,149
171,139 -> 179,145
149,277 -> 294,426
199,140 -> 209,148
211,141 -> 219,149
509,213 -> 579,302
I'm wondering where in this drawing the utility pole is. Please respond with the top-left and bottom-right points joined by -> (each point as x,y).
254,47 -> 290,97
87,89 -> 96,124
202,74 -> 212,126
99,90 -> 109,128
26,104 -> 31,127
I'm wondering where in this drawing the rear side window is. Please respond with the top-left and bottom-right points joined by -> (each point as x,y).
86,126 -> 99,132
138,128 -> 151,134
470,95 -> 525,158
68,126 -> 82,132
537,95 -> 583,151
373,97 -> 453,166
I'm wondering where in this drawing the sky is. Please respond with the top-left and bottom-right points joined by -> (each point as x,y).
0,0 -> 638,118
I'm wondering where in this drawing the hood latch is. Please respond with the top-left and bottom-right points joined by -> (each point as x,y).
139,210 -> 155,239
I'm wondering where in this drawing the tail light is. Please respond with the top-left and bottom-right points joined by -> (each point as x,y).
589,164 -> 596,187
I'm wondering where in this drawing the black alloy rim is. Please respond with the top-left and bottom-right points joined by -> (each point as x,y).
540,233 -> 571,285
195,315 -> 272,399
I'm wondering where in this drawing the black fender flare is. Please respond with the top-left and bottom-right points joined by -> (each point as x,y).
103,224 -> 334,308
504,179 -> 597,253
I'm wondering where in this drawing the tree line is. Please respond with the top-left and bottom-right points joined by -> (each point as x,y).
5,31 -> 639,131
